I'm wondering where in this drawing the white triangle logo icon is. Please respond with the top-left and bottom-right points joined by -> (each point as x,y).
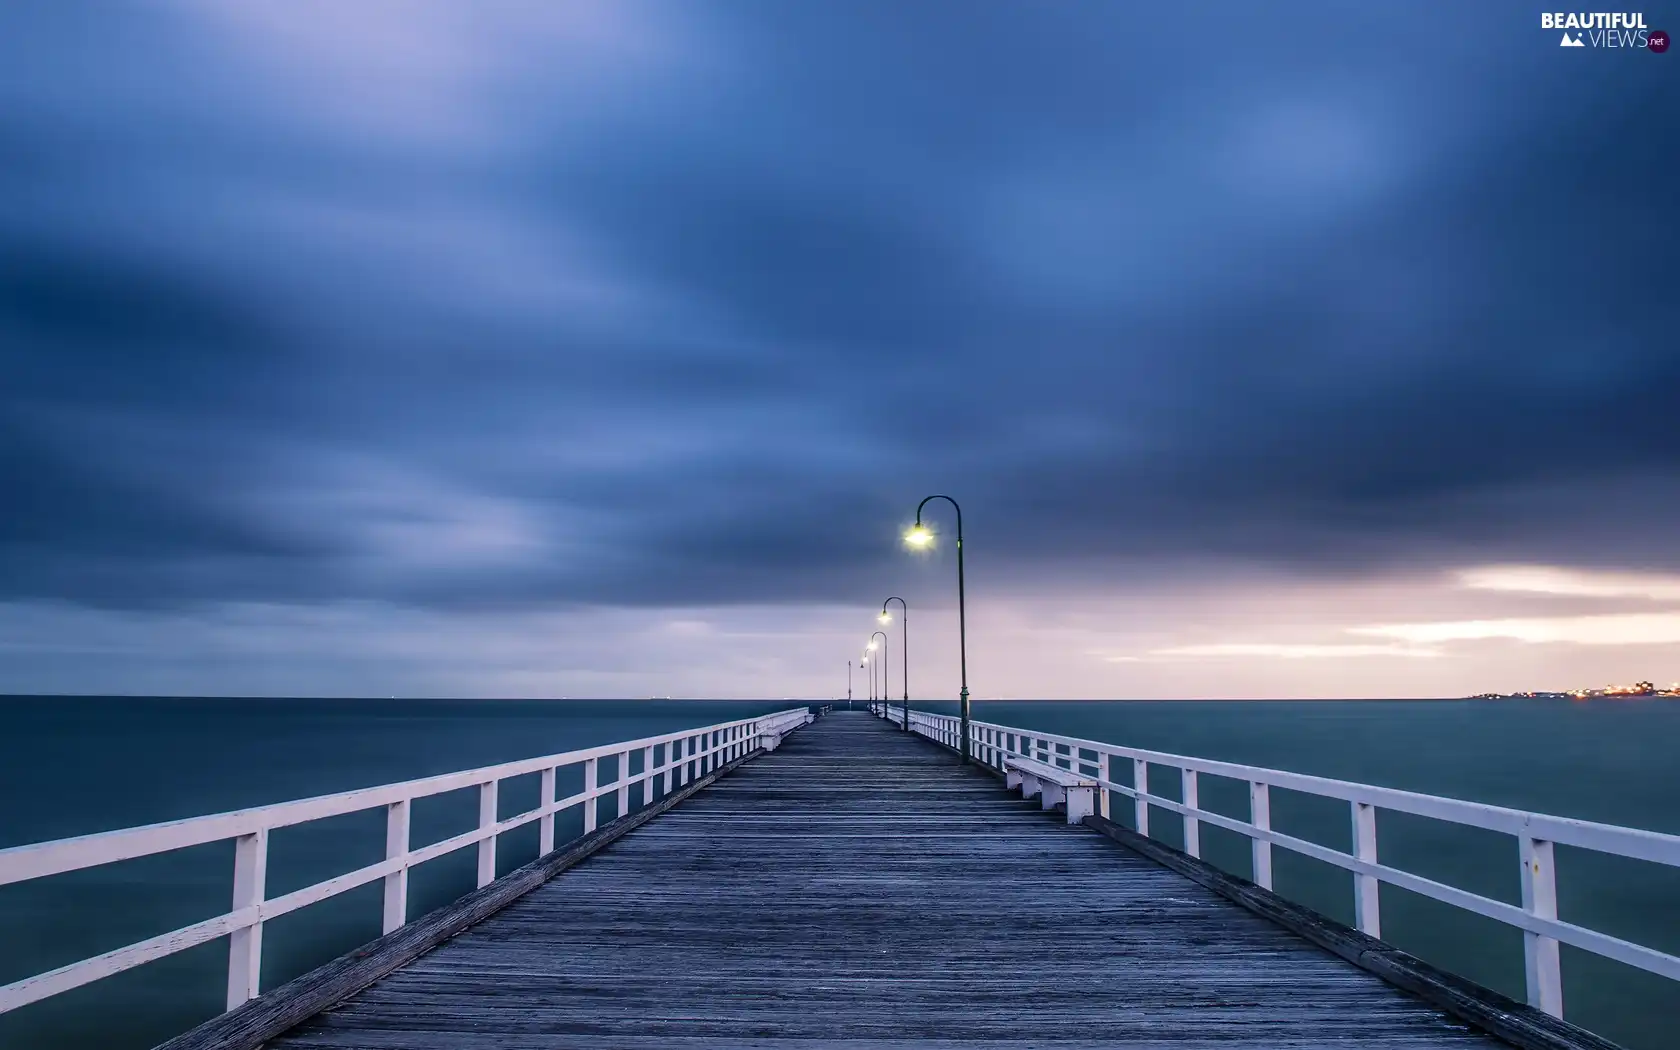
1560,31 -> 1585,46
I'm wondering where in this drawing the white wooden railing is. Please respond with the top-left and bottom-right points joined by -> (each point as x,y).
0,707 -> 814,1020
872,702 -> 1680,1023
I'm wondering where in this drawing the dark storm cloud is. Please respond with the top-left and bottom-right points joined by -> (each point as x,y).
1,1 -> 1676,614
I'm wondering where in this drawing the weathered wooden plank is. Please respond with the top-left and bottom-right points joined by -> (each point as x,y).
155,748 -> 765,1050
1081,812 -> 1620,1050
914,719 -> 1620,1050
259,714 -> 1520,1049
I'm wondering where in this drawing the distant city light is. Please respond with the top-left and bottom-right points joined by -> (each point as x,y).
1474,679 -> 1676,700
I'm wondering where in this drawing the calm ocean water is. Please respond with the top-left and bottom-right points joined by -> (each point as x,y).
2,696 -> 1676,1049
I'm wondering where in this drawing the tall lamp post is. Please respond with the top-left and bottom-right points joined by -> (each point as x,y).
861,652 -> 873,707
880,598 -> 908,731
869,631 -> 889,726
904,495 -> 970,764
847,660 -> 853,710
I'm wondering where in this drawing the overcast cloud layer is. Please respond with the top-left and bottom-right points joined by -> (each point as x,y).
2,2 -> 1677,698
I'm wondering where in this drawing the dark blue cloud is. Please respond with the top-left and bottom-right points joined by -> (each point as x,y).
1,1 -> 1675,617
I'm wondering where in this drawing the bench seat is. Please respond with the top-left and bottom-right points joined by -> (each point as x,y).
758,713 -> 813,751
1003,755 -> 1098,824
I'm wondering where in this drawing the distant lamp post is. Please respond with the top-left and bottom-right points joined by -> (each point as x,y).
861,653 -> 873,705
847,660 -> 853,710
881,598 -> 908,731
870,631 -> 889,725
905,495 -> 970,764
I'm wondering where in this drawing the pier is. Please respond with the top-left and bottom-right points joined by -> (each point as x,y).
3,707 -> 1677,1049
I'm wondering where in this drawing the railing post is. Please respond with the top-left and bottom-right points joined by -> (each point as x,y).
1132,759 -> 1149,836
539,767 -> 556,855
616,752 -> 630,817
1521,836 -> 1563,1017
1353,801 -> 1380,937
227,828 -> 268,1009
642,745 -> 655,806
1098,753 -> 1111,819
1250,781 -> 1273,889
583,757 -> 598,833
383,800 -> 410,934
477,779 -> 498,888
1182,769 -> 1200,858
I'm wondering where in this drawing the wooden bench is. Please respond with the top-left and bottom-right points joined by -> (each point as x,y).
757,712 -> 814,751
1004,755 -> 1098,824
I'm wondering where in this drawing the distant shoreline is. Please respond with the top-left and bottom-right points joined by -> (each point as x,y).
4,693 -> 1481,702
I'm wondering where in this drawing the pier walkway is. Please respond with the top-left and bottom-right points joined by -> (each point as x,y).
8,704 -> 1671,1049
266,712 -> 1494,1048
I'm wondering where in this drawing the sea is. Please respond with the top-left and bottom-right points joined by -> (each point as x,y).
1,696 -> 1676,1050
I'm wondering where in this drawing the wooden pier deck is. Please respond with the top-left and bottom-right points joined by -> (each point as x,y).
266,711 -> 1500,1049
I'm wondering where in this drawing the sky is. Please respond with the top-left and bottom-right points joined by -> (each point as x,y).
1,2 -> 1676,700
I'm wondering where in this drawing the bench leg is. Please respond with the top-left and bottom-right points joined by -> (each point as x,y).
1020,773 -> 1041,799
1006,770 -> 1023,791
1041,782 -> 1066,811
762,732 -> 782,751
1065,785 -> 1095,825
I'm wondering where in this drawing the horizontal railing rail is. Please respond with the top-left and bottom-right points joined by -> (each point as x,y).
0,707 -> 813,1020
871,702 -> 1680,1023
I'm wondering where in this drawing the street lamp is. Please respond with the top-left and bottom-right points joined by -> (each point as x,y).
847,660 -> 853,710
905,495 -> 970,763
870,631 -> 889,725
861,652 -> 873,705
880,598 -> 908,731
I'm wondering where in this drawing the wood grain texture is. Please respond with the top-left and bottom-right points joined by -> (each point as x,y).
1080,814 -> 1619,1050
263,713 -> 1511,1049
915,721 -> 1620,1050
155,747 -> 762,1050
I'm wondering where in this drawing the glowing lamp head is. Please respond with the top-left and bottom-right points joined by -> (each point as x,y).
878,612 -> 891,624
904,523 -> 934,548
867,639 -> 879,651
